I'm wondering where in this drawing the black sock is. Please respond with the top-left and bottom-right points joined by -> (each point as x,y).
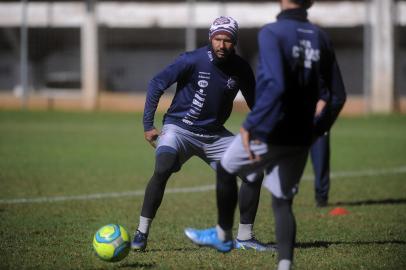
140,152 -> 178,218
272,195 -> 296,261
216,162 -> 238,231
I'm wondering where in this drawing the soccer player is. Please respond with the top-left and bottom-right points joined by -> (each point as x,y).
131,16 -> 272,252
184,1 -> 347,269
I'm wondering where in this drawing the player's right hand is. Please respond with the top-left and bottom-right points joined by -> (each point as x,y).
144,128 -> 160,148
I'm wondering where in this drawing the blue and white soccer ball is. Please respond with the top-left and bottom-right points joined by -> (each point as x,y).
93,224 -> 130,262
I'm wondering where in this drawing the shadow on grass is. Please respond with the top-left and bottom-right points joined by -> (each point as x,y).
119,262 -> 156,269
297,239 -> 406,249
145,247 -> 201,252
332,198 -> 406,206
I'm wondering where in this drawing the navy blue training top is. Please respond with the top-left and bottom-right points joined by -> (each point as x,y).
243,8 -> 346,146
143,45 -> 255,134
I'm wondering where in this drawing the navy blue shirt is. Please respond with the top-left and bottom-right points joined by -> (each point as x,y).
143,45 -> 255,134
243,8 -> 346,145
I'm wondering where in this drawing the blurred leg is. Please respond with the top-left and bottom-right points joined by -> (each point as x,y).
310,133 -> 330,204
239,179 -> 262,225
272,195 -> 295,262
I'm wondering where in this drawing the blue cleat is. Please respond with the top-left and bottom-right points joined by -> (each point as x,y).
184,227 -> 233,253
235,237 -> 277,252
131,230 -> 148,251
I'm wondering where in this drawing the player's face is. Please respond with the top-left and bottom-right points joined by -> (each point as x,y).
211,34 -> 234,60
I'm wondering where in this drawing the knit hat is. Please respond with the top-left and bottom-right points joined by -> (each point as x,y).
209,16 -> 239,44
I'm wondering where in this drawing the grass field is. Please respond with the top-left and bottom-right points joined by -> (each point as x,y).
0,110 -> 405,269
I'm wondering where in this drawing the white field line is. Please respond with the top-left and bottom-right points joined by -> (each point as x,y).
1,166 -> 405,205
302,166 -> 406,180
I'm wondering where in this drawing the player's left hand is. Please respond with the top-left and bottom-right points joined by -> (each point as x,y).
240,127 -> 260,161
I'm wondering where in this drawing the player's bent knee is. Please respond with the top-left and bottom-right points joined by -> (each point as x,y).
272,195 -> 293,210
154,151 -> 180,176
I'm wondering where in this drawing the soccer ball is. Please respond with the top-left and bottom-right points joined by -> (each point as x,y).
93,224 -> 130,262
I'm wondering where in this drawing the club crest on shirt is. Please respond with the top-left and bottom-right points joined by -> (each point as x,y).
227,76 -> 239,90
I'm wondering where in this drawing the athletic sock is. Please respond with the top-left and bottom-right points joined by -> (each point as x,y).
277,259 -> 292,270
237,223 -> 254,240
216,224 -> 232,242
138,216 -> 152,235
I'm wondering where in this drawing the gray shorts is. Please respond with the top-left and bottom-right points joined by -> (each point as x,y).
156,124 -> 234,170
221,134 -> 309,199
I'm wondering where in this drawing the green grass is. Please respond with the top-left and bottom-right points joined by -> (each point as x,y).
0,110 -> 405,269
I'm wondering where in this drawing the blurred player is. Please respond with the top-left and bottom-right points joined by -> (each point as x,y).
184,1 -> 346,269
132,16 -> 273,252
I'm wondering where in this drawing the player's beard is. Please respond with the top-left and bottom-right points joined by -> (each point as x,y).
208,44 -> 235,64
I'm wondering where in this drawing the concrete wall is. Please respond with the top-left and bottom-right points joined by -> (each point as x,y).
0,26 -> 367,95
